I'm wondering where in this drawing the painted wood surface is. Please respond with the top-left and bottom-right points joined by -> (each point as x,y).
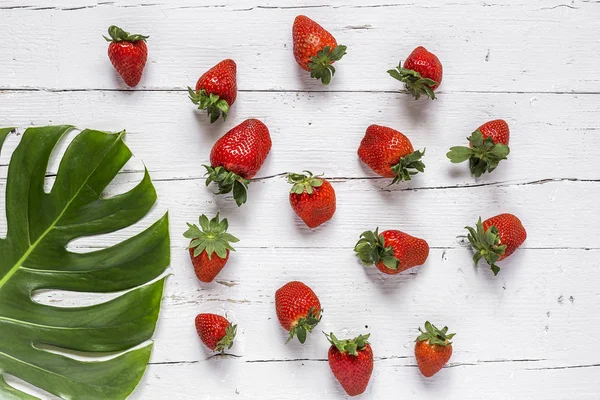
1,0 -> 599,399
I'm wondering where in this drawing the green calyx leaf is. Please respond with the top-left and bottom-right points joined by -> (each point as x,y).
307,45 -> 347,85
203,165 -> 250,207
465,217 -> 507,275
416,321 -> 455,346
183,212 -> 239,260
214,323 -> 237,353
390,148 -> 426,184
325,332 -> 370,356
286,170 -> 324,195
287,308 -> 322,344
388,65 -> 438,100
187,88 -> 230,123
103,25 -> 148,43
0,126 -> 170,399
446,131 -> 510,177
353,228 -> 400,270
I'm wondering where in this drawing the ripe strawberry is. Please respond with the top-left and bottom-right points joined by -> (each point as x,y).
195,313 -> 237,353
292,15 -> 347,85
358,124 -> 426,184
188,59 -> 237,123
204,119 -> 272,206
287,171 -> 336,228
415,321 -> 455,377
388,46 -> 443,100
183,213 -> 239,283
354,228 -> 429,274
326,332 -> 373,396
465,213 -> 526,275
275,281 -> 322,344
104,25 -> 148,87
447,119 -> 510,177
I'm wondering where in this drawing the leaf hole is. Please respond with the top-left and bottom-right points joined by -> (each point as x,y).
2,372 -> 59,399
32,288 -> 124,307
43,128 -> 80,194
0,131 -> 24,239
33,342 -> 149,363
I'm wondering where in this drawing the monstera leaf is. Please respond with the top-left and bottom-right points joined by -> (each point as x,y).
0,126 -> 170,399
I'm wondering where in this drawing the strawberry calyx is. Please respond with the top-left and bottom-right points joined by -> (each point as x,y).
325,332 -> 370,356
187,88 -> 230,123
390,149 -> 426,184
416,321 -> 455,346
287,170 -> 324,195
308,45 -> 347,85
183,213 -> 239,259
103,25 -> 148,43
387,65 -> 438,100
446,130 -> 510,177
465,217 -> 507,275
287,307 -> 322,344
214,322 -> 237,353
203,165 -> 250,207
354,228 -> 400,270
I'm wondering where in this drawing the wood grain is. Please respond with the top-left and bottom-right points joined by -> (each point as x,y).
1,0 -> 599,399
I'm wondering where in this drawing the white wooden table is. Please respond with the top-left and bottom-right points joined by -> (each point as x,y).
1,1 -> 599,398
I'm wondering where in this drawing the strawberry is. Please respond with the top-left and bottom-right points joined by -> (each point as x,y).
388,46 -> 443,100
104,25 -> 148,87
287,171 -> 336,228
465,213 -> 526,275
275,281 -> 322,344
183,213 -> 239,283
326,332 -> 373,396
447,119 -> 510,177
195,313 -> 237,353
354,228 -> 429,274
292,15 -> 347,85
188,59 -> 237,123
204,119 -> 272,206
358,124 -> 426,184
415,321 -> 455,377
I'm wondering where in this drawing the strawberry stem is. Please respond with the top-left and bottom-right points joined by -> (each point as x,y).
354,228 -> 400,270
416,321 -> 455,346
287,170 -> 324,195
308,45 -> 347,85
214,323 -> 237,353
388,64 -> 438,100
188,87 -> 230,123
183,213 -> 239,259
325,332 -> 370,356
287,308 -> 322,344
390,149 -> 426,184
103,25 -> 148,43
203,165 -> 250,207
465,217 -> 507,275
446,131 -> 510,177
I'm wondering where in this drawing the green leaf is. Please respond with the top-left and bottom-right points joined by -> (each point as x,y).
390,149 -> 426,184
104,25 -> 148,43
188,88 -> 230,124
307,45 -> 347,85
388,65 -> 438,100
415,321 -> 454,346
465,217 -> 507,275
0,126 -> 170,399
446,146 -> 474,163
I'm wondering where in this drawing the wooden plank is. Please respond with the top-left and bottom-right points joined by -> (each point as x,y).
0,1 -> 598,92
0,91 -> 598,184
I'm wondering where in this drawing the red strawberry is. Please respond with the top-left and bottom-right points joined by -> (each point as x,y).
275,281 -> 322,344
292,15 -> 347,85
188,59 -> 237,123
195,313 -> 237,352
184,213 -> 239,283
354,228 -> 429,274
465,213 -> 526,275
326,332 -> 373,396
415,321 -> 455,377
104,25 -> 148,87
447,119 -> 510,177
388,46 -> 443,100
358,125 -> 426,184
204,119 -> 272,206
287,171 -> 336,228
